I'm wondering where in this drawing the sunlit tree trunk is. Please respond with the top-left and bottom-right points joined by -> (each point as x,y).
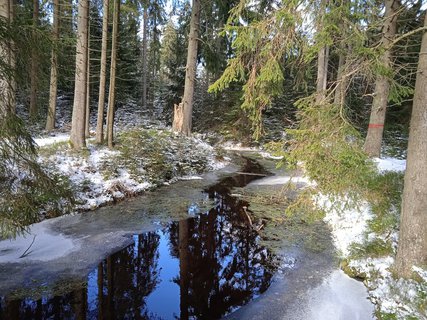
315,0 -> 329,104
70,0 -> 89,149
85,17 -> 90,137
363,0 -> 399,158
172,0 -> 200,136
9,0 -> 15,114
95,0 -> 109,144
29,0 -> 39,120
46,0 -> 60,131
395,13 -> 427,279
105,0 -> 119,148
141,3 -> 148,109
334,52 -> 347,107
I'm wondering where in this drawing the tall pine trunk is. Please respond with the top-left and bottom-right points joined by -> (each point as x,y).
315,0 -> 329,104
334,52 -> 347,107
85,17 -> 90,137
395,13 -> 427,279
0,0 -> 13,115
29,0 -> 39,120
363,0 -> 399,158
106,0 -> 119,149
141,4 -> 148,109
46,0 -> 60,131
95,0 -> 109,144
172,0 -> 200,136
70,0 -> 89,149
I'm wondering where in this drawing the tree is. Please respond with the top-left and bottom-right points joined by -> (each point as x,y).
363,0 -> 400,158
172,0 -> 201,136
106,0 -> 119,148
395,11 -> 427,279
315,0 -> 330,104
70,0 -> 89,149
0,0 -> 14,115
141,2 -> 148,109
95,0 -> 109,144
29,0 -> 39,120
46,0 -> 60,131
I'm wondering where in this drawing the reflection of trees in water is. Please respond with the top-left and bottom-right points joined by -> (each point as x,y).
171,189 -> 276,320
0,232 -> 161,320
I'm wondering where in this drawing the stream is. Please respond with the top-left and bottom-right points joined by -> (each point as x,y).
0,154 -> 374,320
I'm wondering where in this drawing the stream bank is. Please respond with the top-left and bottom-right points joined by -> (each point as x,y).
0,153 -> 374,319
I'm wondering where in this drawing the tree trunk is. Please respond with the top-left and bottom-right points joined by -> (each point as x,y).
141,4 -> 148,109
395,12 -> 427,279
70,0 -> 89,149
363,0 -> 399,158
9,0 -> 15,114
315,0 -> 329,104
85,17 -> 90,137
0,0 -> 11,116
334,52 -> 347,107
29,0 -> 39,120
95,0 -> 109,144
316,45 -> 329,104
106,0 -> 119,149
172,0 -> 200,136
46,0 -> 60,131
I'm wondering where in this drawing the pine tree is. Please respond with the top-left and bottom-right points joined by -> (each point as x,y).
29,0 -> 39,120
70,0 -> 89,149
395,11 -> 427,279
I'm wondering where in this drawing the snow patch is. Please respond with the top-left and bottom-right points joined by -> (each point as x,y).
249,175 -> 313,186
0,220 -> 78,263
34,134 -> 70,147
374,157 -> 406,173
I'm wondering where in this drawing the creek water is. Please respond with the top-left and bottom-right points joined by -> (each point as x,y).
0,158 -> 280,319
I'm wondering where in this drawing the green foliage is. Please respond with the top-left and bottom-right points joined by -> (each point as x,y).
0,114 -> 74,239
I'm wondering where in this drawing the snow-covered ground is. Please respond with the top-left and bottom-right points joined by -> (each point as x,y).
319,157 -> 427,319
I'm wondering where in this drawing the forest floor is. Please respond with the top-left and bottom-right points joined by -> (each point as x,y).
14,100 -> 427,319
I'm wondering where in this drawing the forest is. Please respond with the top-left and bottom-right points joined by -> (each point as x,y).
0,0 -> 426,319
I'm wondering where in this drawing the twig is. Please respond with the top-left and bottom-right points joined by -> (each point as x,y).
19,235 -> 36,258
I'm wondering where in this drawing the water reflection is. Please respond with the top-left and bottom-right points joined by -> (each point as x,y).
0,158 -> 277,320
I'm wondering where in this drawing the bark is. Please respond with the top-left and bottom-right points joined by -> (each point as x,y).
363,0 -> 399,157
46,0 -> 60,131
395,13 -> 427,279
95,0 -> 109,144
0,0 -> 15,116
172,0 -> 201,136
85,17 -> 90,137
29,0 -> 39,120
315,0 -> 329,104
334,52 -> 347,107
9,0 -> 15,114
70,0 -> 89,149
316,45 -> 329,103
141,4 -> 148,109
106,0 -> 119,149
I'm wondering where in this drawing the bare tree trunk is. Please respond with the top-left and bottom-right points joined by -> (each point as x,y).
70,0 -> 89,149
172,0 -> 200,136
0,0 -> 11,116
334,52 -> 347,107
29,0 -> 39,120
95,0 -> 108,144
395,13 -> 427,279
9,0 -> 15,114
315,0 -> 329,104
46,0 -> 60,131
85,17 -> 90,137
106,0 -> 119,149
141,4 -> 148,109
363,0 -> 399,158
316,45 -> 329,103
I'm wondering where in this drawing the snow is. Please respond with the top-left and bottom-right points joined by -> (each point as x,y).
374,157 -> 406,173
34,134 -> 70,147
305,270 -> 375,319
0,219 -> 78,263
249,175 -> 313,186
320,195 -> 372,257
